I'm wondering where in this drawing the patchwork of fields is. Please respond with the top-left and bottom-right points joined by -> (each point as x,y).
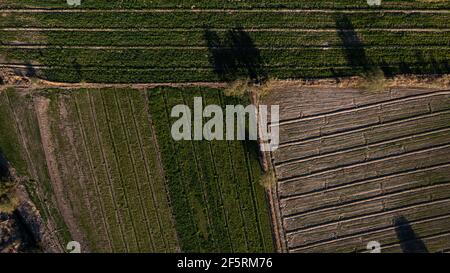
0,88 -> 180,252
264,85 -> 450,253
0,87 -> 273,252
0,0 -> 449,83
1,0 -> 450,253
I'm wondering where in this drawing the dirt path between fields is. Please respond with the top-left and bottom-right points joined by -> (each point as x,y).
1,74 -> 449,92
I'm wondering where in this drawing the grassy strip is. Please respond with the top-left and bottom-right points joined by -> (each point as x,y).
1,0 -> 448,10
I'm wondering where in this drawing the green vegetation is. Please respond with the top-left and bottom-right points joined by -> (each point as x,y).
0,88 -> 180,252
0,176 -> 18,213
148,87 -> 274,252
35,88 -> 179,252
0,89 -> 72,244
2,30 -> 449,47
1,0 -> 448,9
1,7 -> 448,83
2,12 -> 448,29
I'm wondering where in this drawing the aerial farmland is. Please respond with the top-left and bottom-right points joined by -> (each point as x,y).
0,0 -> 449,257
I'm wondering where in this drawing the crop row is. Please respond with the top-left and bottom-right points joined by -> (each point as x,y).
1,12 -> 448,29
14,63 -> 447,83
148,87 -> 274,252
2,30 -> 449,47
3,47 -> 448,68
1,0 -> 448,10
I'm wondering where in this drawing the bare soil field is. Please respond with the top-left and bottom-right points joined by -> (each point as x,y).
263,84 -> 450,253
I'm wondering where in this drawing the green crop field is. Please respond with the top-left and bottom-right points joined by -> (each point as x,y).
0,87 -> 274,252
148,87 -> 273,252
0,88 -> 180,252
0,89 -> 72,248
0,0 -> 448,83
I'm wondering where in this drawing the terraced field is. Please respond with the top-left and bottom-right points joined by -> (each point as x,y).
264,85 -> 450,253
0,0 -> 449,83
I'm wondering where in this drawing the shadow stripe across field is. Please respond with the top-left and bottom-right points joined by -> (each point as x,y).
0,1 -> 449,83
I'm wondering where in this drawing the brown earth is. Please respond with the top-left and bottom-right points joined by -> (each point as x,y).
262,83 -> 450,253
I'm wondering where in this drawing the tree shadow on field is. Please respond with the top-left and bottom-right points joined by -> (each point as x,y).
11,62 -> 37,81
335,14 -> 450,77
394,216 -> 429,253
204,26 -> 267,84
335,14 -> 372,73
